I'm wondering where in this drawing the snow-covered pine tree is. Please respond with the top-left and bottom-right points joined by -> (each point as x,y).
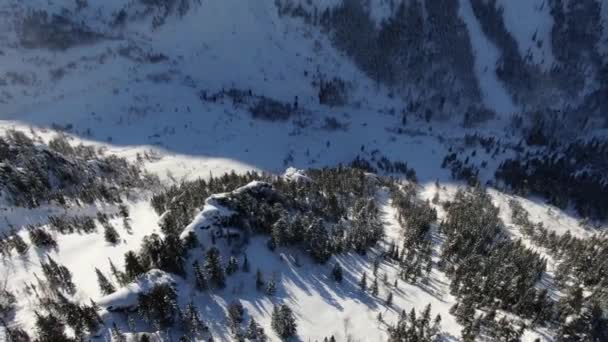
124,251 -> 146,282
246,318 -> 267,341
193,260 -> 208,291
95,267 -> 116,295
359,272 -> 367,290
205,247 -> 225,288
226,256 -> 239,275
103,223 -> 120,244
181,301 -> 206,338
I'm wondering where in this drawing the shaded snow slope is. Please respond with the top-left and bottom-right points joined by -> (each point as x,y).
459,0 -> 518,117
496,0 -> 555,69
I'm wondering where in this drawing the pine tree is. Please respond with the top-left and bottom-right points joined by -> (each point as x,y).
246,318 -> 267,341
95,268 -> 116,295
305,219 -> 331,263
10,232 -> 28,255
420,304 -> 432,337
373,258 -> 380,276
193,260 -> 208,291
109,259 -> 126,286
371,277 -> 379,296
122,218 -> 132,235
431,314 -> 442,337
205,247 -> 225,289
359,272 -> 367,291
255,269 -> 265,291
386,291 -> 393,306
181,301 -> 206,338
124,251 -> 146,282
119,204 -> 130,220
226,256 -> 239,275
331,263 -> 343,283
271,305 -> 281,337
266,278 -> 276,296
272,304 -> 297,339
111,323 -> 127,342
227,301 -> 244,337
242,254 -> 250,272
104,224 -> 120,244
34,312 -> 73,342
119,204 -> 133,234
408,308 -> 417,332
28,226 -> 57,249
41,256 -> 76,294
272,217 -> 289,246
2,324 -> 30,342
137,284 -> 178,328
461,318 -> 480,342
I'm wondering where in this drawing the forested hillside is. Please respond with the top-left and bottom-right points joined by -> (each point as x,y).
1,0 -> 607,341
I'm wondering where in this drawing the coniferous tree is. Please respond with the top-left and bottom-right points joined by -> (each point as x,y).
271,304 -> 297,339
227,301 -> 244,338
431,314 -> 442,337
181,301 -> 206,338
271,217 -> 289,247
137,284 -> 178,328
34,312 -> 73,342
103,223 -> 120,244
205,247 -> 225,289
111,323 -> 127,342
371,277 -> 379,296
193,260 -> 208,291
266,278 -> 277,296
255,269 -> 265,291
108,259 -> 126,286
461,318 -> 481,342
305,219 -> 331,263
118,204 -> 132,234
373,258 -> 380,276
157,233 -> 186,275
331,263 -> 343,283
420,304 -> 432,338
246,318 -> 267,341
386,291 -> 393,307
28,226 -> 57,249
387,304 -> 442,342
359,272 -> 367,291
124,251 -> 146,282
2,323 -> 30,342
226,256 -> 239,275
41,256 -> 76,294
95,268 -> 116,295
10,232 -> 28,255
242,254 -> 250,272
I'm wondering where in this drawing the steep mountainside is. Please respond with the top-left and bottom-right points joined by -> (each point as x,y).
1,1 -> 607,341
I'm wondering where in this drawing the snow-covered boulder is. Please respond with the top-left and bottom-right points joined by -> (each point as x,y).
283,167 -> 311,183
98,269 -> 175,312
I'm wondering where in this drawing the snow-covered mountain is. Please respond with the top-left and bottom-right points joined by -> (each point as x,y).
1,0 -> 607,341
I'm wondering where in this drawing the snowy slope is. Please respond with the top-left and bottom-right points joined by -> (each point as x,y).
495,0 -> 555,69
459,0 -> 518,117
